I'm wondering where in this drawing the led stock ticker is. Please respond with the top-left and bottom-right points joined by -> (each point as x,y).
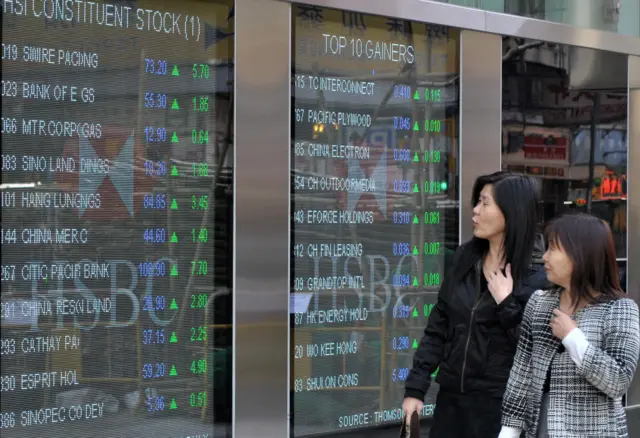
0,0 -> 225,436
291,5 -> 459,435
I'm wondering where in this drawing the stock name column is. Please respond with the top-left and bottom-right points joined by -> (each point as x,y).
1,2 -> 110,432
291,6 -> 460,437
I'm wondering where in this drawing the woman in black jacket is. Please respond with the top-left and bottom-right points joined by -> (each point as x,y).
402,171 -> 550,438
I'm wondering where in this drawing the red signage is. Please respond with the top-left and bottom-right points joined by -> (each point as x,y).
522,135 -> 568,160
599,173 -> 627,200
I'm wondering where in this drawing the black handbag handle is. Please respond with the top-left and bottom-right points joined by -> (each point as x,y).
399,411 -> 420,437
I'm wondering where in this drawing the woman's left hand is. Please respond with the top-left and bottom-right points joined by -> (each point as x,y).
550,309 -> 577,340
486,264 -> 513,304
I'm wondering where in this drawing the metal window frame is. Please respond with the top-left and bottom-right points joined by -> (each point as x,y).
278,0 -> 640,56
233,1 -> 640,437
627,55 -> 640,408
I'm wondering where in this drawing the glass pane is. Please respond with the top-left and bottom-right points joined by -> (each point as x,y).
291,5 -> 461,436
434,0 -> 640,37
619,261 -> 627,293
435,0 -> 506,13
501,38 -> 628,259
1,1 -> 234,437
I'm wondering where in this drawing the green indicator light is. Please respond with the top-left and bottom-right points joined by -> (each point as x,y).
169,332 -> 178,343
412,184 -> 419,193
441,181 -> 448,190
425,212 -> 441,224
171,65 -> 180,76
412,308 -> 419,317
412,277 -> 419,286
413,90 -> 420,100
170,165 -> 179,176
426,88 -> 441,102
412,246 -> 419,256
169,398 -> 178,409
170,265 -> 179,277
170,199 -> 178,210
170,232 -> 178,243
412,215 -> 419,224
412,339 -> 419,349
425,242 -> 440,255
424,119 -> 442,132
413,121 -> 419,131
431,367 -> 439,378
412,152 -> 419,162
424,303 -> 434,316
424,273 -> 441,286
169,298 -> 179,310
171,98 -> 180,110
171,132 -> 180,143
169,365 -> 178,376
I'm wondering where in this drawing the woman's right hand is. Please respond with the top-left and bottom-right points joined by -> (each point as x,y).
402,397 -> 423,423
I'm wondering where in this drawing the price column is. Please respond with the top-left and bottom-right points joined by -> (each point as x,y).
138,58 -> 215,416
388,84 -> 448,398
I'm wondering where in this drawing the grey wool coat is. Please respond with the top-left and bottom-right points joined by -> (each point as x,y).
501,288 -> 640,437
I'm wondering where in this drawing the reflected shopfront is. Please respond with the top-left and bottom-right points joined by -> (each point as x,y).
432,0 -> 640,37
501,41 -> 629,285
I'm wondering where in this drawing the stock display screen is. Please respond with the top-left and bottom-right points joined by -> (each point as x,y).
291,4 -> 461,436
1,1 -> 234,437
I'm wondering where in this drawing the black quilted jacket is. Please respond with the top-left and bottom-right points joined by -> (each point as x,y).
405,241 -> 550,399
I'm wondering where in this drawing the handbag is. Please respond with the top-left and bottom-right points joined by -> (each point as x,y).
399,411 -> 420,437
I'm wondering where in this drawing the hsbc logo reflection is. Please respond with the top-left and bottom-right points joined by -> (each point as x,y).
78,133 -> 134,217
19,258 -> 178,331
57,128 -> 153,220
305,253 -> 440,316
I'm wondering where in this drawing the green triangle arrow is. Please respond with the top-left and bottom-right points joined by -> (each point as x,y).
171,165 -> 179,176
413,152 -> 419,162
412,339 -> 419,349
169,332 -> 178,343
171,98 -> 180,110
170,199 -> 178,210
170,265 -> 178,277
169,398 -> 178,409
412,184 -> 419,193
413,215 -> 419,224
170,232 -> 178,243
412,246 -> 418,256
171,65 -> 180,76
413,121 -> 419,131
169,365 -> 178,376
413,90 -> 420,100
412,277 -> 418,286
169,298 -> 179,309
171,132 -> 179,143
412,308 -> 419,317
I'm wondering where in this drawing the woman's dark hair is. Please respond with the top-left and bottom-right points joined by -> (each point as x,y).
545,213 -> 624,309
453,171 -> 540,285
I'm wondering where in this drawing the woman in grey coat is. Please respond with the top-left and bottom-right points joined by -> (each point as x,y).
498,214 -> 640,438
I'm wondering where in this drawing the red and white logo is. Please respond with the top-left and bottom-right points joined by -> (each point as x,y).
55,127 -> 154,220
